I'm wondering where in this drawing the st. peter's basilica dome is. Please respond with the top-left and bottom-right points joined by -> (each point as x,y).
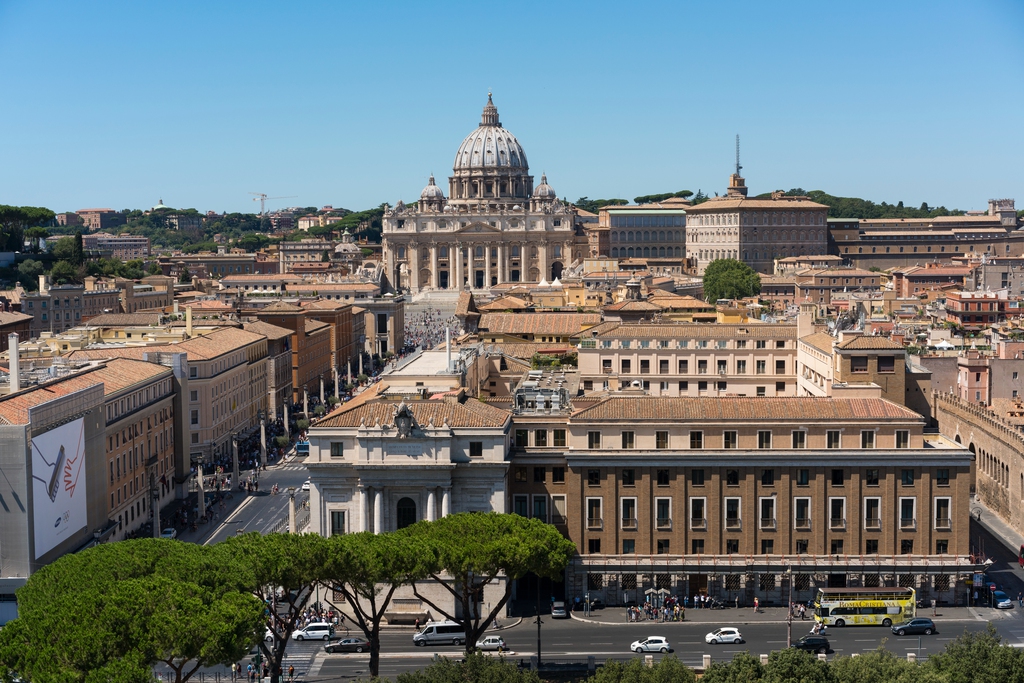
452,94 -> 528,172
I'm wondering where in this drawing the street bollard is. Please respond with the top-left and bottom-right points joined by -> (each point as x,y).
908,652 -> 917,663
760,654 -> 769,665
703,654 -> 712,670
645,655 -> 653,668
852,653 -> 859,658
818,653 -> 827,662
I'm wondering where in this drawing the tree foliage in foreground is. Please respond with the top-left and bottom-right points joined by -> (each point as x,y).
702,258 -> 761,302
408,512 -> 576,654
0,205 -> 54,252
0,539 -> 263,683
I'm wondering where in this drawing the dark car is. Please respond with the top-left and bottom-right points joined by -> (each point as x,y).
325,637 -> 371,653
791,635 -> 830,654
891,618 -> 936,636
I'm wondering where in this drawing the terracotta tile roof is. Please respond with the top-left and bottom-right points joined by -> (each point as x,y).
0,359 -> 171,425
579,322 -> 797,340
479,296 -> 533,311
686,196 -> 829,211
835,335 -> 905,350
286,282 -> 379,292
301,300 -> 346,311
85,313 -> 162,327
800,332 -> 836,354
305,319 -> 332,334
221,274 -> 302,283
603,300 -> 662,312
0,311 -> 32,325
64,327 -> 265,362
455,291 -> 478,318
243,320 -> 293,341
257,301 -> 304,313
315,398 -> 511,429
572,396 -> 923,422
477,313 -> 602,336
479,342 -> 571,360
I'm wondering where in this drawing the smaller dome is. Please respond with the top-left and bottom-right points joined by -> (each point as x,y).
152,198 -> 172,212
420,175 -> 445,201
533,173 -> 556,199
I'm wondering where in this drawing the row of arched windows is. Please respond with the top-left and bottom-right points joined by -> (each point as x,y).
611,230 -> 683,243
611,246 -> 683,258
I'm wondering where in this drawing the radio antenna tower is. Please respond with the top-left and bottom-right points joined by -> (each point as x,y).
735,134 -> 742,176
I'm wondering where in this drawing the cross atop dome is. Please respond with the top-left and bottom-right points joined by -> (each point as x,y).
481,92 -> 500,127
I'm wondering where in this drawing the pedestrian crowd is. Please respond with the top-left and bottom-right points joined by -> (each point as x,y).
403,309 -> 458,351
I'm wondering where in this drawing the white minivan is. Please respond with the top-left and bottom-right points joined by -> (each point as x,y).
292,623 -> 335,641
413,620 -> 467,646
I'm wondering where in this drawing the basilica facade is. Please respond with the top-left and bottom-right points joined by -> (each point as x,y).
382,95 -> 578,292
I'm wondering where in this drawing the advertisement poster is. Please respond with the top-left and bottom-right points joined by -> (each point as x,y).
31,418 -> 87,559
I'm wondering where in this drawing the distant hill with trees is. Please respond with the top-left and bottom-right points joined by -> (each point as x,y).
754,189 -> 967,219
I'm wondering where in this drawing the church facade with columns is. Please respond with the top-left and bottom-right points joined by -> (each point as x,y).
382,95 -> 578,292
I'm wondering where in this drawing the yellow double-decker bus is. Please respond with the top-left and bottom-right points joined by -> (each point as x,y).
814,587 -> 916,627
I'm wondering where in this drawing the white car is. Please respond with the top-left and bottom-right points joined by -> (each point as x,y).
160,528 -> 177,539
301,479 -> 311,491
705,627 -> 744,644
476,635 -> 507,651
630,636 -> 672,653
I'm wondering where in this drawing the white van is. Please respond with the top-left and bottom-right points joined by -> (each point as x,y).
413,620 -> 467,646
292,622 -> 335,641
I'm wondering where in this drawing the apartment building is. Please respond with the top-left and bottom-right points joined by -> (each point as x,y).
54,359 -> 176,541
278,239 -> 336,269
82,233 -> 151,260
248,302 -> 332,402
510,394 -> 972,605
23,276 -> 121,337
76,208 -> 126,231
118,276 -> 175,314
795,268 -> 882,307
945,290 -> 1009,331
301,300 -> 359,371
576,322 -> 798,397
242,320 -> 294,417
158,253 -> 259,279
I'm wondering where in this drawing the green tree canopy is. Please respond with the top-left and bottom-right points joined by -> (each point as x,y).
0,205 -> 54,251
574,197 -> 629,213
16,258 -> 44,288
406,512 -> 576,653
0,539 -> 263,683
321,531 -> 431,676
51,235 -> 78,261
633,190 -> 694,205
700,652 -> 765,683
396,651 -> 542,683
591,656 -> 697,683
49,259 -> 81,285
702,258 -> 761,302
214,532 -> 330,683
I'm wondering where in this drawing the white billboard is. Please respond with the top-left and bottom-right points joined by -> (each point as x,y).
31,418 -> 87,559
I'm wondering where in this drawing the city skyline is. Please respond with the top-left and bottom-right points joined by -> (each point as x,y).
0,0 -> 1022,214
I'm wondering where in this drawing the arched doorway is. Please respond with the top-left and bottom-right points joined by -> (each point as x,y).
396,497 -> 417,529
550,261 -> 563,280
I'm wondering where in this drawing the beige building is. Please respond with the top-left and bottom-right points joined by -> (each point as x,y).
576,322 -> 798,397
685,173 -> 829,275
382,95 -> 579,292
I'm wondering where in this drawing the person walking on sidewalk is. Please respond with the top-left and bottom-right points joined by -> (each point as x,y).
753,596 -> 759,613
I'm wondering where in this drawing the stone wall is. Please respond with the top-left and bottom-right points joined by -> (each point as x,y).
934,391 -> 1024,541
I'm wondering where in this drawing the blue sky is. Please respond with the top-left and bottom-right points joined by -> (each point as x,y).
1,0 -> 1021,214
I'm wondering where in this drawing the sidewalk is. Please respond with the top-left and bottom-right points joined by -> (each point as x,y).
972,498 -> 1024,557
570,605 -> 984,626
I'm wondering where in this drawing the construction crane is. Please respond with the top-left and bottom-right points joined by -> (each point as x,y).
249,192 -> 297,215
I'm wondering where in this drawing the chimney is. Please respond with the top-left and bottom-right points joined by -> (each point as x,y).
186,306 -> 193,338
173,299 -> 179,315
279,249 -> 285,275
38,274 -> 48,293
9,333 -> 20,392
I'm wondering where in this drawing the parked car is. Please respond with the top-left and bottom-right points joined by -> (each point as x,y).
891,618 -> 937,636
630,636 -> 672,653
325,637 -> 370,653
994,591 -> 1014,609
160,528 -> 177,539
292,623 -> 335,641
791,635 -> 830,654
705,628 -> 744,644
551,601 -> 568,618
476,635 -> 507,651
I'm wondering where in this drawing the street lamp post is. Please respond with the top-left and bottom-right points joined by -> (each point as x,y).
319,373 -> 325,406
786,566 -> 794,648
258,410 -> 267,467
231,434 -> 239,490
287,487 -> 297,534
